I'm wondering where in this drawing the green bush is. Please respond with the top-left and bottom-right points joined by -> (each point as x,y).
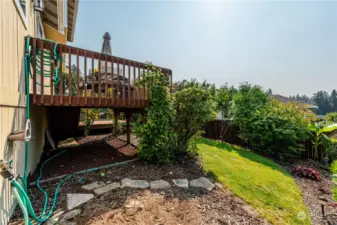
135,85 -> 173,163
82,108 -> 100,136
134,66 -> 173,163
170,87 -> 216,158
326,112 -> 337,123
230,83 -> 314,158
136,72 -> 216,163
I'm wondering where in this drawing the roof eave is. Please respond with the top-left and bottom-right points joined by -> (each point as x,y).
67,0 -> 79,42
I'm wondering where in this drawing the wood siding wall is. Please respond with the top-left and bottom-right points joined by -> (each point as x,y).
0,0 -> 36,224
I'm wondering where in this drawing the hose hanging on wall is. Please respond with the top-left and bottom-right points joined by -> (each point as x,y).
27,38 -> 61,87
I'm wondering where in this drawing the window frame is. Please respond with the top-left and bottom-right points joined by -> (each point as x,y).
35,12 -> 45,39
13,0 -> 28,29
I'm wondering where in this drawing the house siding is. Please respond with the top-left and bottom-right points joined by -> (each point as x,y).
0,0 -> 47,224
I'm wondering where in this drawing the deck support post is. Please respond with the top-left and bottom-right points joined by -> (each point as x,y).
125,111 -> 132,144
114,110 -> 120,137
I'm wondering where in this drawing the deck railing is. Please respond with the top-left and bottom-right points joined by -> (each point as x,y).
28,37 -> 172,108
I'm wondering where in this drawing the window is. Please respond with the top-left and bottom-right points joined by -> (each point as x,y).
36,12 -> 45,39
13,0 -> 28,29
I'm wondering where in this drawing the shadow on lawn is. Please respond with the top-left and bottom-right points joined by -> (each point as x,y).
197,138 -> 291,177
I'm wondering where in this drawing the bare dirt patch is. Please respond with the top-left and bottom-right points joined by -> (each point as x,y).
29,135 -> 136,180
10,160 -> 266,225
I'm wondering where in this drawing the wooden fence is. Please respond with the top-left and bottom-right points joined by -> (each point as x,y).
203,120 -> 326,160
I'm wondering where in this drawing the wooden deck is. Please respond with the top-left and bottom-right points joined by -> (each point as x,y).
28,37 -> 172,109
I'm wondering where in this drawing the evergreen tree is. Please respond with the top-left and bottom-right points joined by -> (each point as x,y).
330,89 -> 337,112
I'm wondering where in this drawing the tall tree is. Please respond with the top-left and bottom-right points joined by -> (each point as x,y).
330,89 -> 337,112
312,90 -> 332,115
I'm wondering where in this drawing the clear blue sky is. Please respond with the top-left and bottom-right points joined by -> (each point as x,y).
71,1 -> 337,96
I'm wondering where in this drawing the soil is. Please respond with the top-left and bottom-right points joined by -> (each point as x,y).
29,134 -> 136,181
289,160 -> 337,225
10,145 -> 267,225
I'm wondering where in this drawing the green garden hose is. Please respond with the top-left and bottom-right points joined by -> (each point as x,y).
11,36 -> 134,225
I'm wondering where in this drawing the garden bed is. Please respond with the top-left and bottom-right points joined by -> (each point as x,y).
29,134 -> 137,181
290,160 -> 337,225
10,160 -> 266,225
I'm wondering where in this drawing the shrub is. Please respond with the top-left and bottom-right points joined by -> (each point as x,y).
326,112 -> 337,123
82,108 -> 100,136
291,166 -> 321,181
216,84 -> 237,119
230,83 -> 314,158
170,87 -> 217,158
135,66 -> 173,163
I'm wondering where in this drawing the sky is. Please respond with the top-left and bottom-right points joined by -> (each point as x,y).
71,0 -> 337,96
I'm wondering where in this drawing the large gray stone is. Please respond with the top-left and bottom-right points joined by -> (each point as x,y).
121,178 -> 149,189
58,209 -> 82,225
67,194 -> 94,210
150,180 -> 171,189
172,179 -> 189,188
190,177 -> 215,191
82,181 -> 106,190
93,182 -> 120,195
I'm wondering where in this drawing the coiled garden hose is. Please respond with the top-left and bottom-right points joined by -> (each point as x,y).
14,36 -> 133,225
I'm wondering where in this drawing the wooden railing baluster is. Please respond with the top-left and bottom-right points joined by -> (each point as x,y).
98,57 -> 102,105
32,38 -> 37,104
133,62 -> 136,106
117,59 -> 120,106
68,47 -> 72,105
84,51 -> 87,105
50,43 -> 54,105
105,55 -> 108,105
76,49 -> 80,105
111,57 -> 114,105
138,64 -> 140,107
128,61 -> 131,106
40,40 -> 44,104
59,46 -> 63,104
143,66 -> 146,107
122,60 -> 126,106
91,55 -> 95,106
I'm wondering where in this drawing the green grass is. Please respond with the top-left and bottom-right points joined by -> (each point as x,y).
197,138 -> 311,225
331,160 -> 337,201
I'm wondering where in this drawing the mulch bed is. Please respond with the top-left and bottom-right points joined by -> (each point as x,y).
29,134 -> 136,181
289,160 -> 337,225
10,158 -> 267,225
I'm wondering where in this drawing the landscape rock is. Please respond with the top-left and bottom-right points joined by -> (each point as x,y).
58,209 -> 82,225
124,200 -> 144,216
121,178 -> 149,189
93,182 -> 120,195
67,194 -> 94,210
46,210 -> 65,225
172,179 -> 189,188
82,181 -> 105,190
190,177 -> 215,191
150,180 -> 171,189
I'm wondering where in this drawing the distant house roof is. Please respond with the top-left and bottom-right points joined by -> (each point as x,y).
271,94 -> 319,109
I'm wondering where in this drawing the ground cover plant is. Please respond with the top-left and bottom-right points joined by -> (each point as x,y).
197,138 -> 311,225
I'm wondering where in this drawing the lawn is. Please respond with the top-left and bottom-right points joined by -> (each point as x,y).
197,138 -> 311,225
